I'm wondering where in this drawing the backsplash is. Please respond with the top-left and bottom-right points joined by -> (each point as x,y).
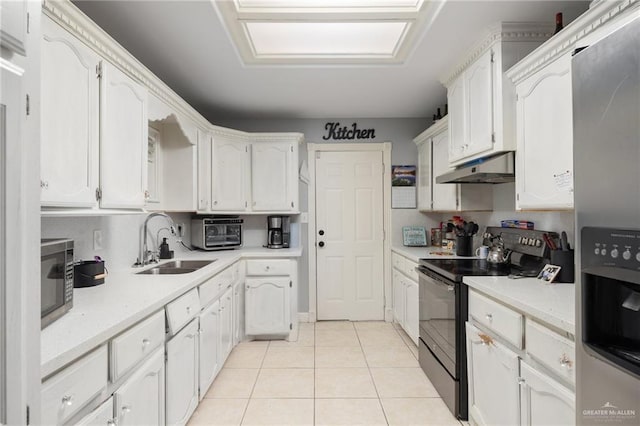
41,212 -> 301,270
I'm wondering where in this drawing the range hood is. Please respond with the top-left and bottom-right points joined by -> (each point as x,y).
436,152 -> 515,184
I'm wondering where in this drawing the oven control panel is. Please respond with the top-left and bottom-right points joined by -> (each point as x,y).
582,227 -> 640,270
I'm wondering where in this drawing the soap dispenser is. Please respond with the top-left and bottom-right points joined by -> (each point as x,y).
159,237 -> 174,259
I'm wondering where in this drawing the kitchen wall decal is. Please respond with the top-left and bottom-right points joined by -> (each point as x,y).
391,165 -> 417,208
322,122 -> 376,140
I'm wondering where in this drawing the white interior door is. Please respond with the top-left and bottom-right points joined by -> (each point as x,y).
315,150 -> 384,320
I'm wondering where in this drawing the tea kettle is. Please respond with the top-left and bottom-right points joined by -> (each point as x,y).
487,236 -> 512,265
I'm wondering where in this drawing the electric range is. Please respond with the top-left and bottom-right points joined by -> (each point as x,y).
416,226 -> 557,420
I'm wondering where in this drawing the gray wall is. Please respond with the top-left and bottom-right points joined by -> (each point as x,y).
217,117 -> 439,312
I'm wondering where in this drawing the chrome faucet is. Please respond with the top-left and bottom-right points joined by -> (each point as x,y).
134,212 -> 176,267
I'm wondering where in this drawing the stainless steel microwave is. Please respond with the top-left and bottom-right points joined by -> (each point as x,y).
41,239 -> 74,328
191,218 -> 243,250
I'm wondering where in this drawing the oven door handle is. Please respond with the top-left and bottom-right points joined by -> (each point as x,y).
416,267 -> 455,292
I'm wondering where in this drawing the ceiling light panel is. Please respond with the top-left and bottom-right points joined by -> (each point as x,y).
236,0 -> 424,11
245,21 -> 409,57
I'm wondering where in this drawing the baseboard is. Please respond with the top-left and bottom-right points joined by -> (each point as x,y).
297,312 -> 311,323
385,307 -> 394,322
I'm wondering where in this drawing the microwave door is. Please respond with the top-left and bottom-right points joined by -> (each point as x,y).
41,253 -> 66,317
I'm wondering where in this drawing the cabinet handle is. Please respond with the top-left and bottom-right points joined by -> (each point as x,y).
121,405 -> 132,414
213,200 -> 218,205
485,313 -> 493,321
142,338 -> 151,347
517,377 -> 526,386
559,353 -> 573,369
144,190 -> 150,199
107,419 -> 117,426
478,333 -> 493,346
61,395 -> 73,407
40,180 -> 49,189
186,306 -> 191,314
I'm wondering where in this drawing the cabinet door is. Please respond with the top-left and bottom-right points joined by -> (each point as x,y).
464,49 -> 494,159
197,130 -> 212,211
392,271 -> 405,328
466,322 -> 520,426
219,287 -> 234,363
100,62 -> 148,209
166,319 -> 199,426
76,397 -> 114,426
516,56 -> 573,210
198,300 -> 220,400
447,76 -> 467,163
417,141 -> 432,211
0,0 -> 27,55
245,277 -> 290,335
145,126 -> 161,205
520,361 -> 575,426
404,279 -> 419,346
431,130 -> 459,211
41,17 -> 100,207
233,280 -> 245,346
211,136 -> 249,211
251,142 -> 297,211
114,348 -> 164,426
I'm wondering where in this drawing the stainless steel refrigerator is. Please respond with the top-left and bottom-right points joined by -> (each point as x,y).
573,15 -> 640,425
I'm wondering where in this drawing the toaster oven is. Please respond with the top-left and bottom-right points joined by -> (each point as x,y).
191,218 -> 243,250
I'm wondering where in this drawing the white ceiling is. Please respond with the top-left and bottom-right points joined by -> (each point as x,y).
73,0 -> 589,121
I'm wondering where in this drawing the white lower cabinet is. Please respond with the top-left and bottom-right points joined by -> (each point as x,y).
233,279 -> 245,346
520,361 -> 575,426
219,287 -> 234,363
391,253 -> 418,345
466,322 -> 520,426
166,319 -> 199,426
76,397 -> 115,426
198,300 -> 220,400
114,347 -> 165,426
245,277 -> 291,335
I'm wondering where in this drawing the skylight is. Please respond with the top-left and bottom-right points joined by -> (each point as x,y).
213,0 -> 442,65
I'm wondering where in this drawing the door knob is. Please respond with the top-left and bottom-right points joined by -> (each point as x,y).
319,230 -> 325,236
318,241 -> 325,247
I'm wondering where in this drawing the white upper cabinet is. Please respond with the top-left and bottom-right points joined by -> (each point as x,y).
41,17 -> 100,207
513,55 -> 573,210
251,141 -> 298,212
442,23 -> 552,167
0,0 -> 27,55
197,130 -> 212,212
414,119 -> 492,212
211,135 -> 250,212
463,49 -> 494,160
416,137 -> 431,211
100,61 -> 148,209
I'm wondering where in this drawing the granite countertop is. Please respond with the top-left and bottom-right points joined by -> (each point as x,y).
463,275 -> 575,336
41,246 -> 302,379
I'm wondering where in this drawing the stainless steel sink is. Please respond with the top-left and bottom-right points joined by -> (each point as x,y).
136,259 -> 216,275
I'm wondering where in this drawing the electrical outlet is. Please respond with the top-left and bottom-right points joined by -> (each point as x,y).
93,230 -> 103,251
176,223 -> 185,238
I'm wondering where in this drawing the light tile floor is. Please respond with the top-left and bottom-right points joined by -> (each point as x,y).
188,321 -> 466,426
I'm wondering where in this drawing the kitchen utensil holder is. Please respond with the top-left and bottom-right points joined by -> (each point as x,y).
550,250 -> 574,283
456,236 -> 473,257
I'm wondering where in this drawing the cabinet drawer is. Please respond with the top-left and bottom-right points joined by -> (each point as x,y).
110,310 -> 165,381
199,266 -> 234,307
166,289 -> 201,336
42,345 -> 108,425
246,259 -> 290,276
76,396 -> 114,425
526,320 -> 575,384
404,258 -> 419,282
469,290 -> 523,349
392,253 -> 404,270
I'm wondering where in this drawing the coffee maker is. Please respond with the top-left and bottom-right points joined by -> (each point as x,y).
267,216 -> 290,249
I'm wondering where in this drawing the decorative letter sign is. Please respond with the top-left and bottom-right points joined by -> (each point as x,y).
322,122 -> 376,141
